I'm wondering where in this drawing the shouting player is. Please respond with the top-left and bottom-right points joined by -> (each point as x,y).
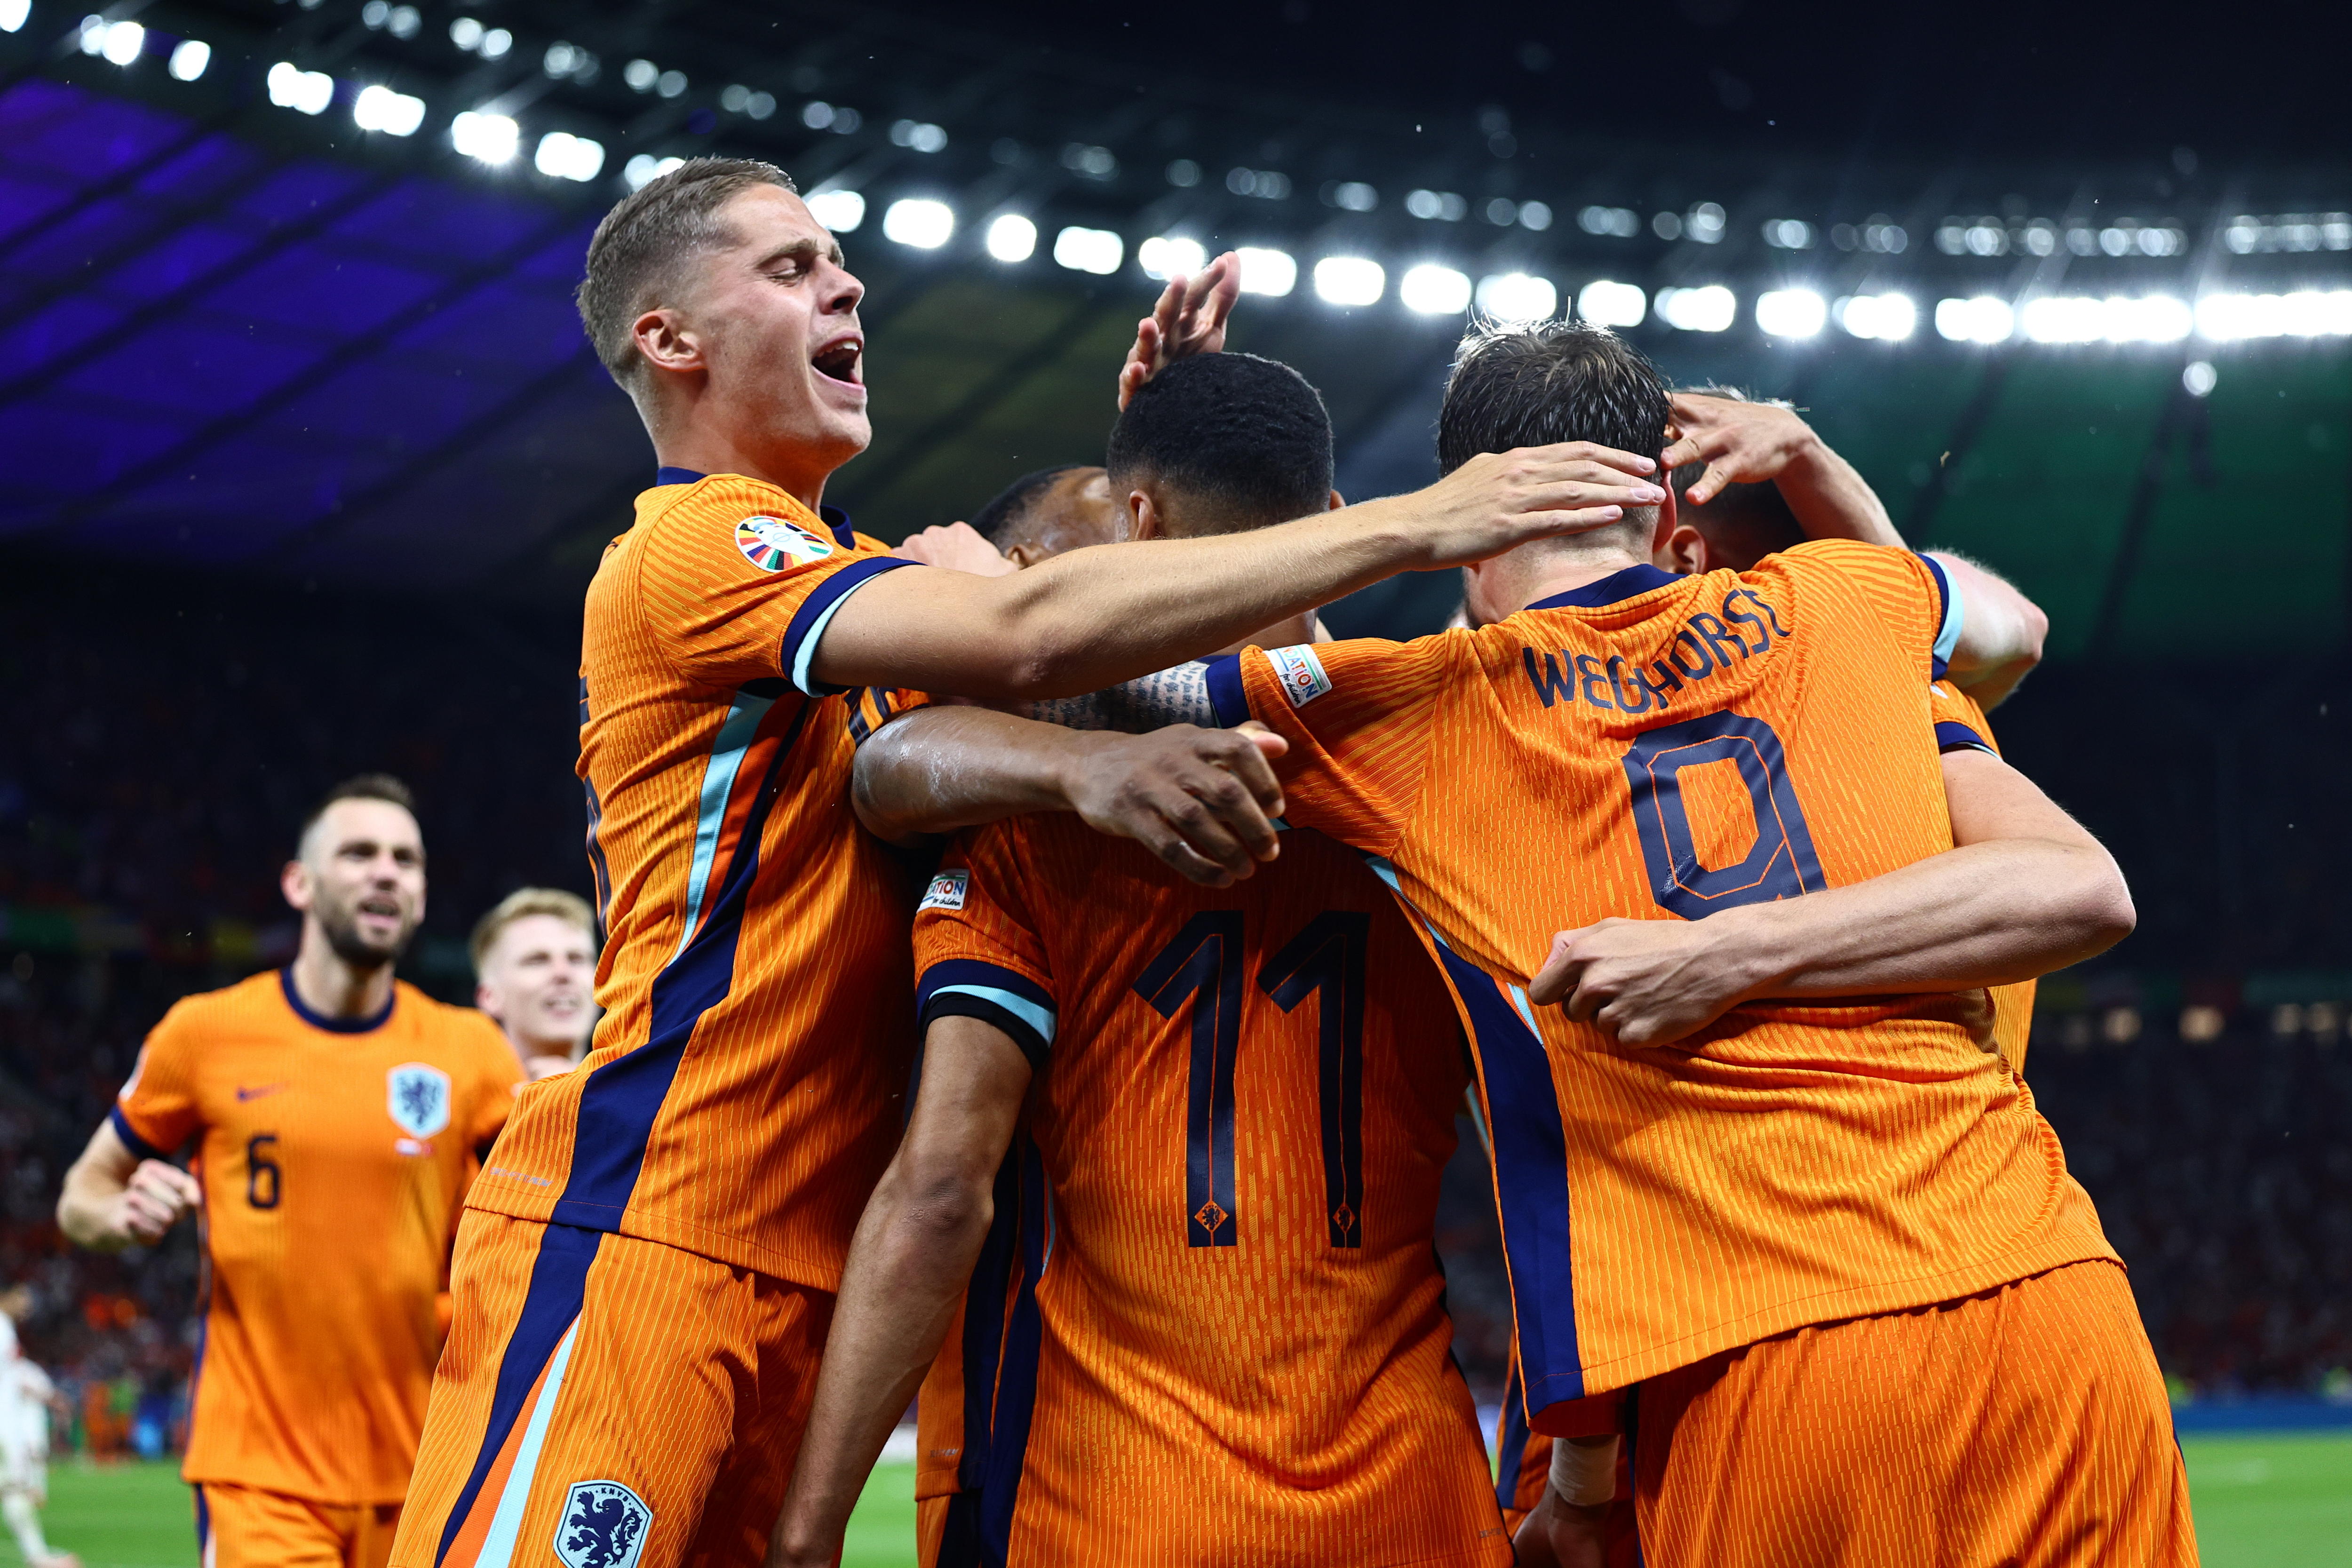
470,888 -> 600,1079
775,353 -> 1508,1568
57,776 -> 524,1568
393,158 -> 1663,1568
1198,322 -> 2189,1565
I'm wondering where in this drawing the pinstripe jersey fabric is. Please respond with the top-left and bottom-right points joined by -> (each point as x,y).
467,472 -> 927,1289
1927,680 -> 2037,1076
909,821 -> 1509,1567
1216,541 -> 2118,1427
114,971 -> 522,1503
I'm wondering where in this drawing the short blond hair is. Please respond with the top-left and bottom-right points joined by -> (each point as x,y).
469,888 -> 597,974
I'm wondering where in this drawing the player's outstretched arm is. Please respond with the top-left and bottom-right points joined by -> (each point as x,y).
810,443 -> 1662,702
1530,748 -> 2133,1043
56,1120 -> 200,1252
1663,391 -> 1903,547
768,1016 -> 1033,1568
1931,549 -> 2046,708
854,707 -> 1289,886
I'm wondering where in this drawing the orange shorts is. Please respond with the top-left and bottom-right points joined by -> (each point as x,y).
197,1482 -> 401,1568
388,1212 -> 832,1568
1632,1260 -> 2196,1568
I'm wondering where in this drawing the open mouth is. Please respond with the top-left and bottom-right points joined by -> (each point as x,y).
811,335 -> 863,387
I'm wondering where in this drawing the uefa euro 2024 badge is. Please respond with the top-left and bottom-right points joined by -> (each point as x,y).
385,1063 -> 451,1141
736,514 -> 834,571
556,1480 -> 652,1568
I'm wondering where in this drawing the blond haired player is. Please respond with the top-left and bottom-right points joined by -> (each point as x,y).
392,154 -> 1661,1568
58,776 -> 524,1568
470,889 -> 599,1080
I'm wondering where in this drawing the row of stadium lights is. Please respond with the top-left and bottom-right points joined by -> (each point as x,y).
30,5 -> 2352,352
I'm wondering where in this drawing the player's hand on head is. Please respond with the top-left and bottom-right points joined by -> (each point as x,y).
115,1159 -> 199,1243
1660,392 -> 1817,505
1065,722 -> 1287,887
1527,915 -> 1763,1046
894,521 -> 1017,576
1116,251 -> 1240,410
1401,443 -> 1664,566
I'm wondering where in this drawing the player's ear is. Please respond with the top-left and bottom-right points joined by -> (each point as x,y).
279,858 -> 311,913
632,307 -> 702,374
1661,524 -> 1709,574
1327,488 -> 1345,512
1128,488 -> 1163,543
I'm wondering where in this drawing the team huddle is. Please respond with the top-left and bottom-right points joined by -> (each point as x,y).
53,156 -> 2196,1568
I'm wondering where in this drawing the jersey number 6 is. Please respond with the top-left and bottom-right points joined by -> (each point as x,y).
246,1133 -> 281,1210
1134,909 -> 1370,1252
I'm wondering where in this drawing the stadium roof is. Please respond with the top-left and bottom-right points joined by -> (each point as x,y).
0,3 -> 2347,658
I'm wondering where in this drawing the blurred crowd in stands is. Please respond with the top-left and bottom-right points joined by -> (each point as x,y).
1,558 -> 2349,1454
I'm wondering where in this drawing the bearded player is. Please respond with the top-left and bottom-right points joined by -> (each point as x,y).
393,156 -> 1663,1568
57,776 -> 524,1568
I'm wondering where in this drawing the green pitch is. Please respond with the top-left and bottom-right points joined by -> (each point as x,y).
10,1437 -> 2345,1567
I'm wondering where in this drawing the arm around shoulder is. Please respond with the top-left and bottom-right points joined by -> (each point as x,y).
1929,550 -> 2046,708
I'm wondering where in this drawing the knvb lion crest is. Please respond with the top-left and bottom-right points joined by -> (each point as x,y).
384,1063 -> 451,1140
555,1480 -> 652,1568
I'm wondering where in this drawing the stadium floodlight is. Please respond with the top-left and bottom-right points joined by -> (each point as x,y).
1755,288 -> 1826,338
986,214 -> 1038,263
267,63 -> 336,116
534,132 -> 606,182
450,15 -> 483,49
0,0 -> 27,34
2196,290 -> 2352,341
883,199 -> 956,250
2108,295 -> 2191,343
1476,273 -> 1557,322
353,85 -> 426,136
623,154 -> 686,192
802,189 -> 865,232
98,18 -> 143,64
1578,279 -> 1647,328
1399,264 -> 1472,315
1235,247 -> 1297,297
167,39 -> 211,80
1313,256 -> 1385,307
450,111 -> 520,165
1656,284 -> 1735,332
1686,202 -> 1727,243
1053,226 -> 1123,274
1836,292 -> 1916,341
1934,296 -> 2013,344
1137,236 -> 1206,281
477,27 -> 511,60
2183,360 -> 2217,397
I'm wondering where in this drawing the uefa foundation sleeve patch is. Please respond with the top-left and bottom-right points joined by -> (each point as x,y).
1267,644 -> 1333,707
920,869 -> 970,912
736,514 -> 835,571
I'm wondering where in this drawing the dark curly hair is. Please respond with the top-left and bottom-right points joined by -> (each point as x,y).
1106,353 -> 1333,534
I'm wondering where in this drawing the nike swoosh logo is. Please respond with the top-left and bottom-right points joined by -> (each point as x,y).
235,1083 -> 286,1102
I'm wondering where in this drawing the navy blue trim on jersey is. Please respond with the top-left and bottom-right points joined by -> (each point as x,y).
434,1221 -> 605,1567
1495,1358 -> 1533,1515
955,1145 -> 1025,1496
934,1493 -> 984,1568
818,503 -> 859,550
278,968 -> 395,1034
194,1483 -> 211,1558
108,1105 -> 165,1163
1934,719 -> 1995,756
1921,553 -> 1957,681
1202,653 -> 1251,728
1526,562 -> 1678,612
1439,947 -> 1585,1414
780,556 -> 916,697
978,1138 -> 1049,1563
653,466 -> 706,487
917,959 -> 1056,1071
548,698 -> 815,1231
579,679 -> 615,934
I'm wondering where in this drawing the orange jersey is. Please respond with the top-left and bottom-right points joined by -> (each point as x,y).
1208,542 -> 2117,1426
469,471 -> 928,1287
113,970 -> 523,1504
911,820 -> 1507,1566
1929,679 -> 2037,1074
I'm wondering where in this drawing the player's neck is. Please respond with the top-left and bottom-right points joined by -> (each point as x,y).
651,430 -> 830,514
1510,549 -> 1653,614
287,937 -> 397,1023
